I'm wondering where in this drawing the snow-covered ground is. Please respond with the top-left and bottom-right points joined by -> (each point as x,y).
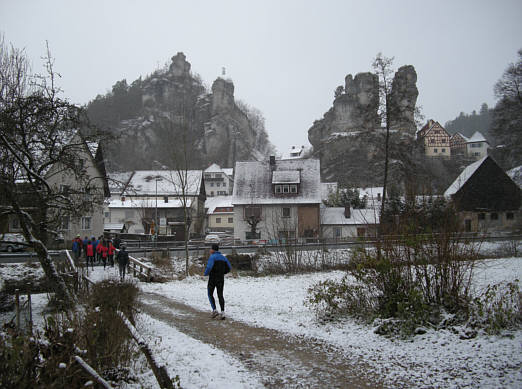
139,256 -> 522,389
1,252 -> 521,388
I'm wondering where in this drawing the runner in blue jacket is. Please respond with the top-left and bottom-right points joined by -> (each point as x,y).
204,244 -> 232,320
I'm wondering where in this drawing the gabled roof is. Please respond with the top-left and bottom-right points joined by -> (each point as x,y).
124,170 -> 203,197
233,158 -> 321,205
321,207 -> 379,225
450,132 -> 469,142
416,120 -> 449,139
107,196 -> 192,209
205,196 -> 233,214
444,156 -> 488,197
205,163 -> 222,173
466,131 -> 488,143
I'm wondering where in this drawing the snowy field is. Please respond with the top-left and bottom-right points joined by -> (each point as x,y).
1,252 -> 521,388
138,256 -> 522,389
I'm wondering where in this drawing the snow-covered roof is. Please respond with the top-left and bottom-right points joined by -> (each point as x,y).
205,196 -> 233,214
287,145 -> 307,159
222,168 -> 233,177
108,172 -> 134,194
272,170 -> 301,184
444,156 -> 488,197
233,158 -> 321,205
205,163 -> 222,173
104,223 -> 125,231
321,207 -> 379,225
451,132 -> 469,142
466,131 -> 488,143
107,197 -> 192,209
124,170 -> 202,196
507,165 -> 522,188
205,164 -> 233,177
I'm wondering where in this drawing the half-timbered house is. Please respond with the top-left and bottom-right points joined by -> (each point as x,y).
417,120 -> 451,158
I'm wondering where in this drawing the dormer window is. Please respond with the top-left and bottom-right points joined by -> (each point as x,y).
272,170 -> 300,195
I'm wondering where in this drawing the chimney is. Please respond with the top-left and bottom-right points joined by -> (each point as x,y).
344,206 -> 351,218
269,155 -> 276,171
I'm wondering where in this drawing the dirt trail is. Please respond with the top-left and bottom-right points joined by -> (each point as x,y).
139,291 -> 387,389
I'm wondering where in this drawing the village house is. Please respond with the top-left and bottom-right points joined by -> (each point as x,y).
444,156 -> 521,232
45,133 -> 110,244
465,131 -> 490,160
232,157 -> 321,242
321,207 -> 379,239
104,170 -> 206,240
204,163 -> 234,197
205,196 -> 234,233
450,132 -> 468,156
417,120 -> 451,158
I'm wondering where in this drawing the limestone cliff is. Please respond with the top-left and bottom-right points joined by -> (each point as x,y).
88,53 -> 274,171
308,65 -> 419,188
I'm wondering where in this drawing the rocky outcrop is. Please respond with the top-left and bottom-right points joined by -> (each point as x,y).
91,53 -> 273,171
389,65 -> 418,133
308,65 -> 419,187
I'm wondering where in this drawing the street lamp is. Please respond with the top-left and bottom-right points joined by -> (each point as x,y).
155,177 -> 162,239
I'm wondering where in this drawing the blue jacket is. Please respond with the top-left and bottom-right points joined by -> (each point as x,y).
204,252 -> 232,278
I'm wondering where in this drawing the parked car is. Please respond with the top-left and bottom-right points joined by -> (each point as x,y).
204,234 -> 221,244
0,233 -> 27,252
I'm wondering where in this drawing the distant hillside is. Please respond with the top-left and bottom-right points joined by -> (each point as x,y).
444,103 -> 494,142
86,53 -> 274,172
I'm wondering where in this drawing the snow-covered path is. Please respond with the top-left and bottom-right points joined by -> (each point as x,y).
139,290 -> 386,389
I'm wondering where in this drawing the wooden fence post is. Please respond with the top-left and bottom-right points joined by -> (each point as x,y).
27,291 -> 32,334
15,289 -> 20,330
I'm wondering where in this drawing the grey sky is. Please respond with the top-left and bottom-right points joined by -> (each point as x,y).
1,0 -> 521,156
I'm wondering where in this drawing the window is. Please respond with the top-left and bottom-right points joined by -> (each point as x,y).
506,212 -> 514,220
217,183 -> 221,187
164,196 -> 168,203
228,217 -> 233,223
434,148 -> 438,153
490,213 -> 499,220
210,191 -> 214,196
104,211 -> 110,219
441,148 -> 446,153
222,182 -> 226,187
216,217 -> 221,224
478,213 -> 485,220
210,183 -> 214,187
290,185 -> 297,193
282,207 -> 291,218
245,206 -> 261,219
357,228 -> 366,237
81,216 -> 92,230
283,185 -> 289,193
334,227 -> 341,238
275,185 -> 282,194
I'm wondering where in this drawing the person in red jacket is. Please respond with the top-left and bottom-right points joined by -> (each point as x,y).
96,240 -> 103,264
85,240 -> 94,270
108,240 -> 115,267
101,242 -> 109,270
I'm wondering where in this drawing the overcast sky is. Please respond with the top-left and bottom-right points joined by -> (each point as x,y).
1,0 -> 521,155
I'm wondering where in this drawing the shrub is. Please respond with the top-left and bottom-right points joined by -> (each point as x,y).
0,279 -> 140,387
468,280 -> 521,334
308,232 -> 483,336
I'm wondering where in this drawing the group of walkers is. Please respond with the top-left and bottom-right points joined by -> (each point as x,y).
71,234 -> 129,281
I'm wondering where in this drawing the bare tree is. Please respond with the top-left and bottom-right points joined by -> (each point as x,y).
0,39 -> 104,306
372,53 -> 395,228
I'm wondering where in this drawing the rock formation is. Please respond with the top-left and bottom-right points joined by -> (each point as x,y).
88,53 -> 273,171
308,65 -> 419,187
